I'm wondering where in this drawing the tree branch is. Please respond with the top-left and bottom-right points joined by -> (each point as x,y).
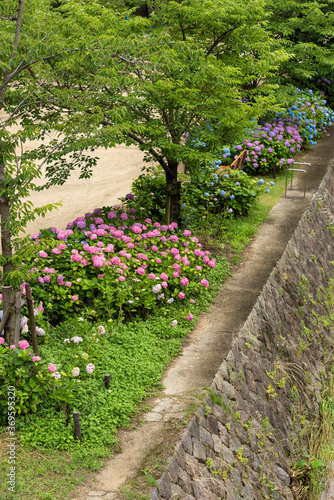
206,27 -> 237,57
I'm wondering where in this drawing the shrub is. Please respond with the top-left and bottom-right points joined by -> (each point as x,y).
121,164 -> 269,227
17,209 -> 217,324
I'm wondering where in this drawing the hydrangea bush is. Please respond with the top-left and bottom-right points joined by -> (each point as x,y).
121,164 -> 271,225
17,209 -> 217,324
232,87 -> 334,175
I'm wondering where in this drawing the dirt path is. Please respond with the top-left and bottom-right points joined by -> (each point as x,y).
67,135 -> 334,500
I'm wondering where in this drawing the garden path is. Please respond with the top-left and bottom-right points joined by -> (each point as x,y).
71,134 -> 334,500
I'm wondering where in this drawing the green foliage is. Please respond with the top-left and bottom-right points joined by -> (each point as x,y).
121,164 -> 268,226
267,0 -> 334,87
0,345 -> 47,419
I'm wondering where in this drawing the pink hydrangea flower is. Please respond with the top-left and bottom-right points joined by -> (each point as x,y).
86,363 -> 95,374
0,337 -> 4,344
72,296 -> 79,301
201,279 -> 209,288
186,313 -> 194,321
18,340 -> 29,351
119,276 -> 125,282
148,273 -> 156,280
32,356 -> 41,362
178,292 -> 185,300
71,253 -> 83,262
180,277 -> 189,287
92,255 -> 105,268
137,267 -> 145,275
9,345 -> 16,350
48,363 -> 56,372
160,273 -> 168,281
161,281 -> 168,288
65,281 -> 72,287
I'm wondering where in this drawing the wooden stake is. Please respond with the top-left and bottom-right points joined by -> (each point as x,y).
25,284 -> 39,356
14,291 -> 22,344
0,291 -> 16,340
73,411 -> 81,441
104,374 -> 111,389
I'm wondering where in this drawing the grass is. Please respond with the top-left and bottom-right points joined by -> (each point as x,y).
196,170 -> 288,263
0,441 -> 111,500
289,372 -> 334,499
0,170 -> 290,500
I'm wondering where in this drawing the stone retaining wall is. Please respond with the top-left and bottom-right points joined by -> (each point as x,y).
151,164 -> 334,500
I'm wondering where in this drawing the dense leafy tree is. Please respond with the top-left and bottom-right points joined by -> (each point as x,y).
267,0 -> 334,86
15,0 -> 288,225
0,0 -> 78,342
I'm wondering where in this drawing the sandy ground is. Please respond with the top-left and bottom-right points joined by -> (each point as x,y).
0,112 -> 153,236
22,143 -> 151,235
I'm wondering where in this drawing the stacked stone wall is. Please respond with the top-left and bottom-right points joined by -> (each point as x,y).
151,164 -> 334,500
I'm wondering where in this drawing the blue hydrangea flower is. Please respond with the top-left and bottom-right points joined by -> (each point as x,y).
258,179 -> 264,185
235,182 -> 240,186
270,181 -> 275,186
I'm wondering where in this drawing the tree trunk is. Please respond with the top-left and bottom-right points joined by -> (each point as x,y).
165,163 -> 181,225
0,140 -> 15,345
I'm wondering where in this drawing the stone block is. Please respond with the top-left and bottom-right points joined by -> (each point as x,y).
207,415 -> 219,435
192,438 -> 206,461
276,465 -> 291,486
182,429 -> 193,455
178,469 -> 193,495
189,418 -> 200,440
168,457 -> 179,484
184,453 -> 200,477
218,422 -> 229,447
158,472 -> 172,500
221,444 -> 234,465
212,434 -> 223,455
199,427 -> 214,449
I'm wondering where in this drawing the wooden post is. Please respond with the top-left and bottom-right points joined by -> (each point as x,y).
2,286 -> 15,345
73,411 -> 81,441
13,291 -> 22,344
104,374 -> 111,389
0,291 -> 16,342
25,284 -> 39,356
